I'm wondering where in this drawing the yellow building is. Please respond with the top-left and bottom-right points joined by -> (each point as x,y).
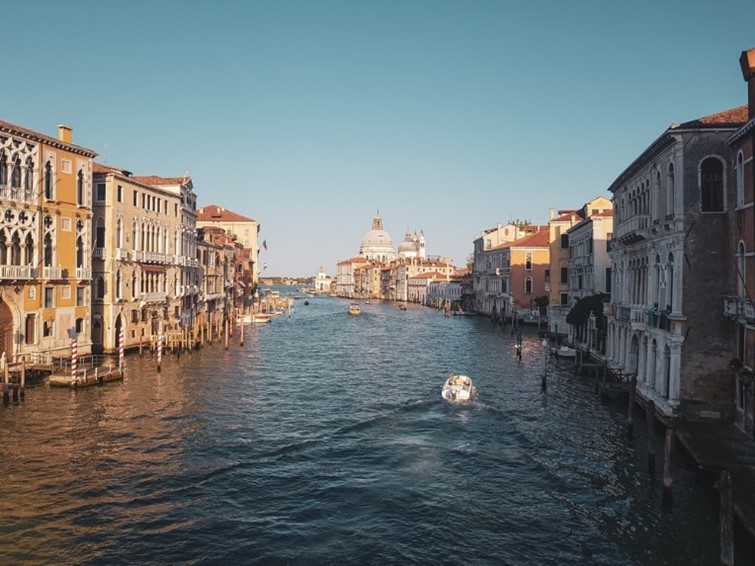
0,121 -> 96,361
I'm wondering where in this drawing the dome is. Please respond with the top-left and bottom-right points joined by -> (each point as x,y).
359,212 -> 395,262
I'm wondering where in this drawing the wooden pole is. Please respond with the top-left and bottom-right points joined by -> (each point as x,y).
627,374 -> 636,440
240,318 -> 245,346
718,470 -> 734,566
224,318 -> 229,350
646,400 -> 656,474
20,360 -> 25,400
157,327 -> 163,373
662,420 -> 675,505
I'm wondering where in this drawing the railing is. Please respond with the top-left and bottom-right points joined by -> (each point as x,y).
615,214 -> 650,242
43,266 -> 63,279
0,185 -> 35,204
724,295 -> 755,321
0,265 -> 38,280
76,267 -> 92,280
115,249 -> 129,260
141,292 -> 167,305
93,248 -> 105,259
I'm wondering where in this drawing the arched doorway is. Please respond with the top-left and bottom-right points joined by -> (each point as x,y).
92,318 -> 103,354
114,315 -> 124,351
0,300 -> 13,360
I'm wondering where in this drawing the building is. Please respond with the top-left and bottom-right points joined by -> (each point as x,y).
608,105 -> 747,422
359,212 -> 395,263
196,204 -> 259,284
0,121 -> 97,360
313,266 -> 333,293
397,229 -> 426,259
726,47 -> 755,437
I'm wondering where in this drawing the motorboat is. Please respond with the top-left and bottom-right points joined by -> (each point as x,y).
349,303 -> 361,315
250,313 -> 274,324
441,374 -> 475,402
552,345 -> 576,358
303,299 -> 310,306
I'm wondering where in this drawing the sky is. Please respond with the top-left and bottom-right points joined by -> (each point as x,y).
3,0 -> 755,277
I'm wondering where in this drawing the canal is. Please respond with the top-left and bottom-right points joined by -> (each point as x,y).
0,295 -> 746,564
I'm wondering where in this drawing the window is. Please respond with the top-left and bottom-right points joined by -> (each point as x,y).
132,310 -> 139,323
560,267 -> 568,284
95,219 -> 105,248
44,286 -> 54,308
544,269 -> 550,282
133,190 -> 138,206
96,183 -> 106,202
75,318 -> 84,334
560,234 -> 569,249
43,320 -> 53,338
117,185 -> 123,203
11,157 -> 21,188
44,161 -> 53,199
0,153 -> 6,185
96,276 -> 105,299
560,293 -> 568,306
525,252 -> 532,270
77,170 -> 85,205
24,156 -> 33,192
77,286 -> 85,306
524,277 -> 533,294
606,267 -> 612,294
61,286 -> 71,300
25,314 -> 35,344
700,157 -> 724,212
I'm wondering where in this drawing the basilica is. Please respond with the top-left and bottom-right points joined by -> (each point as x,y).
358,211 -> 426,262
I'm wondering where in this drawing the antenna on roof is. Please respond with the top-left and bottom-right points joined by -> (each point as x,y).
102,143 -> 110,164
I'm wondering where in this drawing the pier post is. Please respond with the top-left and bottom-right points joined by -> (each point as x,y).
224,318 -> 229,350
662,419 -> 675,506
20,360 -> 25,400
157,328 -> 163,373
119,328 -> 125,374
627,374 -> 636,440
541,338 -> 547,391
646,400 -> 656,474
240,319 -> 245,346
717,470 -> 734,566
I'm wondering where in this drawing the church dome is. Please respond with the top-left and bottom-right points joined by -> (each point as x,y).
398,231 -> 418,255
360,212 -> 395,262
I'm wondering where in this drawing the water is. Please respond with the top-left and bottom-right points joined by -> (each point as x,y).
0,295 -> 741,564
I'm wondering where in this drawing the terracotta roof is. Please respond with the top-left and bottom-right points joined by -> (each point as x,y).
0,119 -> 97,157
511,230 -> 550,248
673,105 -> 748,130
93,162 -> 133,176
593,209 -> 614,217
197,204 -> 255,223
131,175 -> 188,186
552,211 -> 583,222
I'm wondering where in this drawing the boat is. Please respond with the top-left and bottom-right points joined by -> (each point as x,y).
250,313 -> 274,324
349,303 -> 361,315
441,374 -> 476,402
398,303 -> 407,310
303,299 -> 310,306
552,345 -> 576,358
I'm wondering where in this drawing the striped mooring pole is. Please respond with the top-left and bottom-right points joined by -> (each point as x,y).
157,329 -> 163,373
71,339 -> 78,386
119,328 -> 125,372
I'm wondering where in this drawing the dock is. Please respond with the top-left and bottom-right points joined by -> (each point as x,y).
47,355 -> 124,388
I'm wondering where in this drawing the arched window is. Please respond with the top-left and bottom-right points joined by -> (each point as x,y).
44,233 -> 54,267
96,276 -> 105,299
0,231 -> 6,265
11,231 -> 21,265
524,276 -> 533,294
11,157 -> 21,188
116,270 -> 122,300
76,236 -> 84,268
0,153 -> 7,185
132,221 -> 139,251
44,161 -> 53,200
116,218 -> 123,249
667,163 -> 675,218
94,218 -> 105,249
77,170 -> 85,205
738,241 -> 746,297
700,157 -> 724,212
666,252 -> 674,313
132,272 -> 138,299
525,252 -> 532,270
24,156 -> 34,195
736,151 -> 745,208
24,233 -> 34,265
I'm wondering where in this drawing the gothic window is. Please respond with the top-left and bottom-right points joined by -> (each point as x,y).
524,276 -> 533,294
11,231 -> 21,265
116,270 -> 122,300
700,157 -> 724,212
96,276 -> 105,299
77,170 -> 85,205
11,157 -> 21,188
76,236 -> 84,268
0,153 -> 6,185
132,272 -> 138,299
132,221 -> 139,251
43,233 -> 53,267
44,161 -> 53,200
94,218 -> 105,249
116,218 -> 123,249
736,151 -> 745,208
525,252 -> 532,271
24,233 -> 33,265
0,231 -> 5,264
25,314 -> 35,345
24,156 -> 33,193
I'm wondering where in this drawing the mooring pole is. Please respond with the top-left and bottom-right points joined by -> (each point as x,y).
662,419 -> 675,506
646,400 -> 656,474
627,374 -> 636,440
718,470 -> 734,565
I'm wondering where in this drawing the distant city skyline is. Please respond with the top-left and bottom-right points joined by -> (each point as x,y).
4,1 -> 755,276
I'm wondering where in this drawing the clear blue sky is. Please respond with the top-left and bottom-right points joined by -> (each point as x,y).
3,1 -> 754,277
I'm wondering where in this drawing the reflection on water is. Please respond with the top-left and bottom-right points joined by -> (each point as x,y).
0,296 -> 743,564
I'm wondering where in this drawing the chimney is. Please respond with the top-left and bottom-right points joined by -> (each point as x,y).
740,48 -> 755,120
57,124 -> 72,144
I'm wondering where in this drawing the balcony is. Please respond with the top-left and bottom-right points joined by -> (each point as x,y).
115,249 -> 129,261
614,214 -> 651,245
0,185 -> 35,205
93,248 -> 105,259
76,267 -> 92,280
0,265 -> 38,280
140,292 -> 168,306
43,266 -> 63,279
724,295 -> 755,322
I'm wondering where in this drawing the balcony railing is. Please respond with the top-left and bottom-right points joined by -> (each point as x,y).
0,185 -> 35,204
76,267 -> 92,280
115,249 -> 129,261
615,214 -> 651,244
43,266 -> 63,279
93,248 -> 105,259
0,265 -> 38,280
724,295 -> 755,321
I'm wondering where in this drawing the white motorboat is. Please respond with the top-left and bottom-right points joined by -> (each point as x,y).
552,346 -> 576,358
441,374 -> 475,402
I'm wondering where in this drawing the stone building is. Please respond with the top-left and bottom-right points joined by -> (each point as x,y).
0,121 -> 96,360
726,47 -> 755,437
359,212 -> 395,263
608,105 -> 747,422
197,204 -> 259,285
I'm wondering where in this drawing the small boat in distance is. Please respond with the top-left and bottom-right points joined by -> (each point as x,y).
398,303 -> 407,310
441,374 -> 475,402
552,345 -> 576,358
349,303 -> 361,315
303,299 -> 310,306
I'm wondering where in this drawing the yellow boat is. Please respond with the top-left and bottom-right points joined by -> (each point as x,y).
349,303 -> 361,315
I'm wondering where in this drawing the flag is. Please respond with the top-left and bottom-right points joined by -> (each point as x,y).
263,240 -> 268,251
